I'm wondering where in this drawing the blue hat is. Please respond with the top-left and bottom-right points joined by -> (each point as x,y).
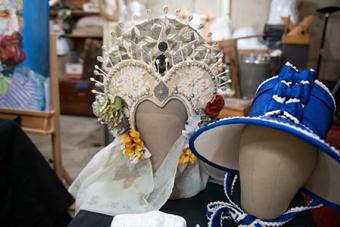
189,62 -> 340,210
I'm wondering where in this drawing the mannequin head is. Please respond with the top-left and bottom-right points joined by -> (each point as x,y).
239,125 -> 318,219
135,99 -> 188,171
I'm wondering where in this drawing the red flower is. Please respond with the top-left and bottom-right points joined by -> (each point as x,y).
204,95 -> 225,118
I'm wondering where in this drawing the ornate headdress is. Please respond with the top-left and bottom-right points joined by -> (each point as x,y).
69,7 -> 231,216
91,7 -> 230,138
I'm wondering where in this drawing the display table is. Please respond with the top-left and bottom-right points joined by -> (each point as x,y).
68,181 -> 315,227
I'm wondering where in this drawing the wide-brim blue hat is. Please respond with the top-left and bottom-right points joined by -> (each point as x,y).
189,62 -> 340,210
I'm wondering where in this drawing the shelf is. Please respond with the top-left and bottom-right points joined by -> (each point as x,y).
0,108 -> 55,134
62,33 -> 103,39
59,77 -> 91,83
50,9 -> 99,17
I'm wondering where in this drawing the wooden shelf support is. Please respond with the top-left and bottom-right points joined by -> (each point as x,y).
0,34 -> 72,186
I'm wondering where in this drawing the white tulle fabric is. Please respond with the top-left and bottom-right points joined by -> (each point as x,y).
69,117 -> 210,216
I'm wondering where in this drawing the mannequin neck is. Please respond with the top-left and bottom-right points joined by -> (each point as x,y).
135,99 -> 187,171
238,125 -> 318,219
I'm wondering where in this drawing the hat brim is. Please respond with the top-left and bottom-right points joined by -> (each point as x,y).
189,116 -> 340,210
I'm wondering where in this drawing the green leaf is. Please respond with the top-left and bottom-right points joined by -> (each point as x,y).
114,97 -> 122,109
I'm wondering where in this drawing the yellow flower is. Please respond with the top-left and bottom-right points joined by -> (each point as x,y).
179,148 -> 197,165
189,154 -> 197,164
129,129 -> 140,139
122,129 -> 146,162
126,149 -> 135,158
135,143 -> 144,153
133,137 -> 142,144
125,142 -> 133,150
123,134 -> 132,144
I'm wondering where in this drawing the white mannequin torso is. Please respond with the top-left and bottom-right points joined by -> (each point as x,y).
239,125 -> 318,219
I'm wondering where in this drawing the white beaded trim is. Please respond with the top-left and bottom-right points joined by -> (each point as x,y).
207,172 -> 323,227
272,95 -> 285,103
315,80 -> 337,111
285,61 -> 298,71
255,75 -> 279,94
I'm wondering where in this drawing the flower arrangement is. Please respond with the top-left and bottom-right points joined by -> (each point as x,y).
123,129 -> 151,164
93,96 -> 130,135
93,94 -> 225,165
199,95 -> 225,127
204,95 -> 224,118
179,148 -> 197,165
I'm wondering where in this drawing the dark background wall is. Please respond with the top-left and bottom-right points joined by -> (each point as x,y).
300,0 -> 340,81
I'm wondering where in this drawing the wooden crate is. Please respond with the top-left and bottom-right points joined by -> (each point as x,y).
219,106 -> 251,118
218,98 -> 252,118
59,79 -> 95,116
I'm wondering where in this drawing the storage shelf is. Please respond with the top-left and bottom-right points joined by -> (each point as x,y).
62,33 -> 103,39
0,108 -> 55,134
50,10 -> 99,17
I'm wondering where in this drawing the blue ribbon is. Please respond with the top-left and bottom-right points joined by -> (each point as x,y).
206,172 -> 323,227
279,65 -> 315,84
264,64 -> 316,122
265,99 -> 303,122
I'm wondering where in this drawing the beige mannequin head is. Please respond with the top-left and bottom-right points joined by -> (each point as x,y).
239,125 -> 318,219
135,99 -> 188,171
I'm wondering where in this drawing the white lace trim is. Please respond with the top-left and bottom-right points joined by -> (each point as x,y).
314,80 -> 337,111
272,95 -> 285,103
207,173 -> 324,227
255,75 -> 279,94
285,98 -> 300,103
281,80 -> 292,86
182,115 -> 201,140
285,61 -> 298,71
